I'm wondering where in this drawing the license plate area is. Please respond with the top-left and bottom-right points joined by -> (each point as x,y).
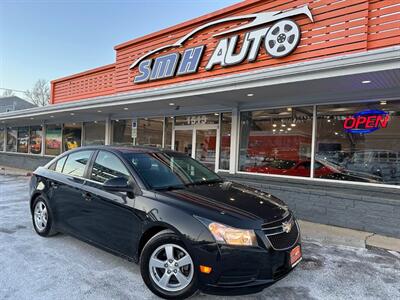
290,245 -> 302,267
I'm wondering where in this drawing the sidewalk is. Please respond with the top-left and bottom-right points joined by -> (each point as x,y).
298,220 -> 400,253
0,165 -> 32,176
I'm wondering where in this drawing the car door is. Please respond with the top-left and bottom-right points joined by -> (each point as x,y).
80,150 -> 142,257
51,150 -> 95,238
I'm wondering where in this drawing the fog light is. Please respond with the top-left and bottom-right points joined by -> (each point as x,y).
199,265 -> 212,274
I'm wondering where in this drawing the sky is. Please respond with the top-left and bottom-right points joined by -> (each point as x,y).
0,0 -> 239,96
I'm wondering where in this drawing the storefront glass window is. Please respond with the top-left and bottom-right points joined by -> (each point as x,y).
83,121 -> 105,146
45,124 -> 62,156
63,123 -> 82,152
30,126 -> 43,154
239,107 -> 313,177
164,117 -> 173,149
136,117 -> 163,147
17,127 -> 29,153
219,113 -> 231,170
316,101 -> 400,185
112,119 -> 133,146
0,128 -> 5,151
6,127 -> 17,152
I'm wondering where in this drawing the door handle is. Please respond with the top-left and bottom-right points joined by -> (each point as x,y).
82,192 -> 92,201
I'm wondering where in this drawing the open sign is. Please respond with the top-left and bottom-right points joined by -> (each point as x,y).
343,110 -> 390,134
343,110 -> 390,133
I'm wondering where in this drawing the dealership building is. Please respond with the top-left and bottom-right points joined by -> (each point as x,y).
1,0 -> 399,237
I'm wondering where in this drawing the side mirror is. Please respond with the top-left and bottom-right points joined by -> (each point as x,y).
103,177 -> 134,193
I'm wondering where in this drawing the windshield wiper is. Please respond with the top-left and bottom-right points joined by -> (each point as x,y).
187,178 -> 223,186
154,185 -> 186,191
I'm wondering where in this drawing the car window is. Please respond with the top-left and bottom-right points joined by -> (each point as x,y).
91,151 -> 131,183
55,156 -> 67,172
124,152 -> 221,190
62,150 -> 93,177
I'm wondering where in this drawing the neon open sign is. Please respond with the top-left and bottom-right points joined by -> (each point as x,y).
343,109 -> 390,134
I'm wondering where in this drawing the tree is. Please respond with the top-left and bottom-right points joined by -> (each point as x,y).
25,79 -> 50,106
2,89 -> 14,97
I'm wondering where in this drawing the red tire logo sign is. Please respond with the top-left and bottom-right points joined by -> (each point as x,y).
130,6 -> 313,84
343,110 -> 390,134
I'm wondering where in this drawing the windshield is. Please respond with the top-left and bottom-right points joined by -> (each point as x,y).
123,152 -> 222,190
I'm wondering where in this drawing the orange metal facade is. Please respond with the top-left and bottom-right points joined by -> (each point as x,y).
50,0 -> 400,104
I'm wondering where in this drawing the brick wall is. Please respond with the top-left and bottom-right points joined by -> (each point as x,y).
222,173 -> 400,238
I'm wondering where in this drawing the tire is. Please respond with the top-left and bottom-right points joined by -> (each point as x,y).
140,230 -> 198,299
31,196 -> 58,237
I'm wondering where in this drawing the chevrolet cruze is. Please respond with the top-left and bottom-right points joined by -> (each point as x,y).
30,146 -> 302,299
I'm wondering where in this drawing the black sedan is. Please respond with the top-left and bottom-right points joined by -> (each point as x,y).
29,146 -> 302,299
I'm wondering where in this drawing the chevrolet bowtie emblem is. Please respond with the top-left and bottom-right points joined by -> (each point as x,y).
282,221 -> 292,233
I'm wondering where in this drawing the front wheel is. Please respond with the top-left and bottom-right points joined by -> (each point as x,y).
140,230 -> 198,299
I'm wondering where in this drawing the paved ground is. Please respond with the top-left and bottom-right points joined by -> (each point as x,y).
1,175 -> 399,300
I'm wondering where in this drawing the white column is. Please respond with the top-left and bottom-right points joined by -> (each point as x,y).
105,116 -> 112,145
310,105 -> 317,178
229,107 -> 239,174
41,124 -> 46,156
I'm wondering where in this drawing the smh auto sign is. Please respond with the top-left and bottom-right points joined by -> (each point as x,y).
130,6 -> 313,84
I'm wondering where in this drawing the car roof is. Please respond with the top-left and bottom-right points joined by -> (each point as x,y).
67,145 -> 178,155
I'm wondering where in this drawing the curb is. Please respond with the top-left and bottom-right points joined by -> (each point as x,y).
298,220 -> 400,253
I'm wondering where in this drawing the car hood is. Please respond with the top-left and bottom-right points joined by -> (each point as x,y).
157,181 -> 289,225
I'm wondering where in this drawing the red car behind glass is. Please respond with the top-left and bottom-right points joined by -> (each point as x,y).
244,160 -> 338,178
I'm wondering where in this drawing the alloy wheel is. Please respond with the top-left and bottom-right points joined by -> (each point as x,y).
34,200 -> 48,232
149,243 -> 194,292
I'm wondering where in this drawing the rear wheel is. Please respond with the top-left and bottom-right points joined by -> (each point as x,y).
140,230 -> 198,299
32,196 -> 57,237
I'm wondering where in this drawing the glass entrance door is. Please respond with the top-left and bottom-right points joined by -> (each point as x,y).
195,129 -> 217,170
173,125 -> 219,171
174,130 -> 192,156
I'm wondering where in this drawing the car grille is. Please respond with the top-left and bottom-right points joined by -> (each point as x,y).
261,213 -> 299,250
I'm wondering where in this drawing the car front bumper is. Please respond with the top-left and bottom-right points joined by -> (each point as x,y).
193,240 -> 301,295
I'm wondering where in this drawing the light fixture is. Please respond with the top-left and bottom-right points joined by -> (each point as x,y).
362,80 -> 371,84
247,93 -> 254,97
50,115 -> 54,118
327,119 -> 331,123
123,107 -> 129,110
169,102 -> 175,106
380,100 -> 387,105
214,113 -> 219,116
94,121 -> 98,124
279,129 -> 284,132
97,110 -> 102,113
272,124 -> 277,128
291,123 -> 296,127
272,129 -> 276,132
334,132 -> 339,135
70,113 -> 75,116
288,127 -> 292,131
287,107 -> 292,112
281,124 -> 286,127
30,117 -> 34,120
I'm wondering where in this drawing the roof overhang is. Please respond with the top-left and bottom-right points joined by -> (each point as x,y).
1,46 -> 399,126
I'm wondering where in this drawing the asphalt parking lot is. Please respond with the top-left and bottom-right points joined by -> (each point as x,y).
1,174 -> 399,300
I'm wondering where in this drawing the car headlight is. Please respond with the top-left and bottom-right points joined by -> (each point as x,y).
195,216 -> 257,246
208,222 -> 257,246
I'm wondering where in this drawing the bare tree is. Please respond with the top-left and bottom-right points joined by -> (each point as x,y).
25,79 -> 50,106
2,89 -> 14,97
